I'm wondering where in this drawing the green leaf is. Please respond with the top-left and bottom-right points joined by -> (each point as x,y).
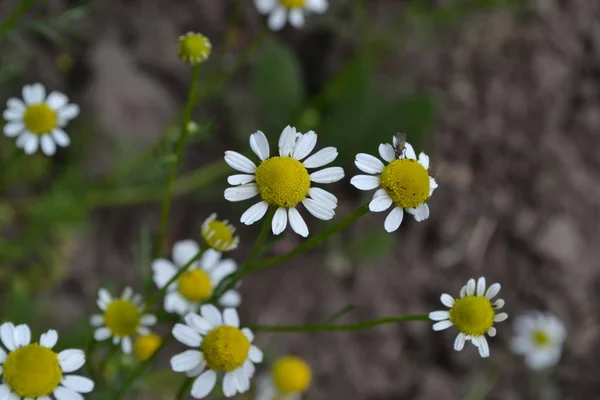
347,231 -> 395,261
252,40 -> 306,138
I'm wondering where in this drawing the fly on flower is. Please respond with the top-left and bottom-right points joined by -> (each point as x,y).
392,133 -> 407,158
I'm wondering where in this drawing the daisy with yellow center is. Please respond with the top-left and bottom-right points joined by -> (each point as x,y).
201,213 -> 240,252
152,240 -> 241,315
178,32 -> 212,65
3,83 -> 79,155
256,356 -> 312,400
134,333 -> 162,361
171,305 -> 263,398
90,287 -> 157,354
254,0 -> 328,31
224,126 -> 344,237
510,312 -> 566,370
350,134 -> 438,232
0,322 -> 94,399
429,277 -> 508,358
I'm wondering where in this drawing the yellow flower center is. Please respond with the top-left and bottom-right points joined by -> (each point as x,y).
104,299 -> 141,336
178,33 -> 212,64
255,156 -> 310,208
272,356 -> 312,394
3,344 -> 62,398
134,333 -> 162,361
202,326 -> 250,372
178,269 -> 213,302
23,104 -> 57,135
449,296 -> 495,337
532,330 -> 551,347
202,220 -> 235,251
379,159 -> 430,209
280,0 -> 306,8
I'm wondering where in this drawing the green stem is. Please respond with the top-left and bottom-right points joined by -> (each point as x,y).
175,377 -> 193,400
249,315 -> 430,332
0,0 -> 37,36
153,64 -> 202,258
84,337 -> 97,385
245,206 -> 275,266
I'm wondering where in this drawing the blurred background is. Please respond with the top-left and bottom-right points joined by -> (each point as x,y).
1,0 -> 599,399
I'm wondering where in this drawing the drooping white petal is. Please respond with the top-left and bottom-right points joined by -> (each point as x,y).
54,386 -> 84,400
40,329 -> 59,348
310,166 -> 344,183
292,131 -> 317,160
201,304 -> 223,327
428,311 -> 450,321
268,7 -> 288,30
418,152 -> 430,169
369,189 -> 393,212
432,320 -> 453,331
171,350 -> 202,372
308,187 -> 338,209
350,174 -> 380,191
227,174 -> 255,185
384,206 -> 404,232
406,203 -> 430,222
224,151 -> 257,173
302,198 -> 335,220
272,207 -> 288,235
225,183 -> 259,202
355,153 -> 385,174
233,367 -> 250,393
223,371 -> 237,397
172,324 -> 202,347
58,349 -> 86,373
173,239 -> 201,267
240,201 -> 269,225
454,333 -> 466,351
243,359 -> 256,379
289,8 -> 305,27
278,125 -> 297,156
40,134 -> 57,156
191,370 -> 217,399
378,143 -> 396,163
61,375 -> 95,393
22,133 -> 40,155
288,207 -> 308,237
303,146 -> 338,168
52,128 -> 70,147
223,308 -> 240,328
249,130 -> 270,161
474,336 -> 490,358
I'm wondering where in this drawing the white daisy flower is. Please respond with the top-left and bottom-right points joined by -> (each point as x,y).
171,305 -> 263,398
350,134 -> 438,232
429,277 -> 508,358
90,287 -> 157,354
254,0 -> 328,31
152,240 -> 241,315
201,213 -> 240,252
0,322 -> 94,399
511,312 -> 566,370
256,356 -> 312,400
224,126 -> 344,237
3,83 -> 79,156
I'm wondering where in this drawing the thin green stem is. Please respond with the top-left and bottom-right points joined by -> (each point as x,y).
249,315 -> 430,332
0,0 -> 37,37
245,206 -> 275,266
84,337 -> 97,385
153,64 -> 202,258
175,377 -> 193,400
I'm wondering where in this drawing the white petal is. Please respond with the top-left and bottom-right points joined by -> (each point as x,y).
0,348 -> 6,363
302,198 -> 335,220
242,328 -> 254,342
164,293 -> 191,316
418,152 -> 430,169
432,320 -> 453,331
233,367 -> 250,393
243,359 -> 255,379
485,283 -> 501,300
13,324 -> 31,348
487,327 -> 497,337
209,259 -> 237,284
288,207 -> 308,237
403,143 -> 417,160
428,311 -> 450,321
268,7 -> 287,30
466,279 -> 476,296
289,9 -> 305,27
384,207 -> 404,232
2,107 -> 23,121
369,189 -> 393,212
494,299 -> 505,309
185,360 -> 207,378
201,304 -> 223,327
57,104 -> 80,121
152,259 -> 178,288
199,249 -> 222,270
494,312 -> 508,322
224,151 -> 257,173
185,313 -> 213,334
249,130 -> 270,161
223,372 -> 237,397
24,83 -> 46,104
93,327 -> 111,341
0,384 -> 11,397
3,122 -> 24,137
22,133 -> 39,155
191,370 -> 217,399
58,349 -> 85,372
6,97 -> 25,112
475,336 -> 490,358
219,290 -> 242,308
429,177 -> 438,195
141,314 -> 157,326
303,146 -> 338,168
171,350 -> 202,372
46,91 -> 68,110
173,239 -> 201,267
355,153 -> 385,174
307,0 -> 328,12
137,327 -> 150,335
459,285 -> 467,298
255,0 -> 276,14
292,131 -> 317,160
378,143 -> 396,162
271,207 -> 288,235
61,375 -> 94,393
310,166 -> 344,183
278,125 -> 297,156
121,336 -> 133,354
225,184 -> 259,202
308,187 -> 337,209
121,287 -> 133,300
227,174 -> 255,185
51,128 -> 70,147
173,324 -> 202,347
240,201 -> 269,225
476,277 -> 486,296
98,288 -> 112,304
440,294 -> 455,308
40,329 -> 58,348
0,323 -> 16,351
350,174 -> 380,191
54,386 -> 84,400
40,134 -> 57,156
223,309 -> 240,328
406,203 -> 430,222
454,333 -> 466,351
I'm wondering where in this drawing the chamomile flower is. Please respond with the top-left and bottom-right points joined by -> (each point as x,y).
201,213 -> 240,252
90,287 -> 157,354
178,32 -> 212,65
429,277 -> 508,358
350,134 -> 438,232
224,126 -> 344,237
152,240 -> 241,315
134,333 -> 162,361
0,322 -> 94,399
255,0 -> 328,30
511,312 -> 566,370
256,356 -> 312,400
171,305 -> 263,398
3,83 -> 79,155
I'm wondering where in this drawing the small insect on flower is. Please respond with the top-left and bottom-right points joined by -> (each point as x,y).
152,240 -> 241,316
255,0 -> 328,31
392,132 -> 407,158
171,305 -> 263,398
429,277 -> 508,358
511,312 -> 566,370
3,83 -> 79,155
256,356 -> 312,400
178,32 -> 212,65
0,322 -> 94,399
90,287 -> 157,354
201,213 -> 240,252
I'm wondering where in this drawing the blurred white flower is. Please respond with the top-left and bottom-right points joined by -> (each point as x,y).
511,312 -> 566,370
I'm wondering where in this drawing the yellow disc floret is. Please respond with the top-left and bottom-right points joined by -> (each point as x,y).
23,104 -> 57,135
449,296 -> 495,337
178,33 -> 212,65
379,159 -> 430,209
178,269 -> 213,302
3,344 -> 62,398
254,156 -> 310,208
104,299 -> 141,336
532,330 -> 551,347
272,356 -> 312,394
202,219 -> 235,251
280,0 -> 306,8
202,326 -> 250,372
134,333 -> 162,361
